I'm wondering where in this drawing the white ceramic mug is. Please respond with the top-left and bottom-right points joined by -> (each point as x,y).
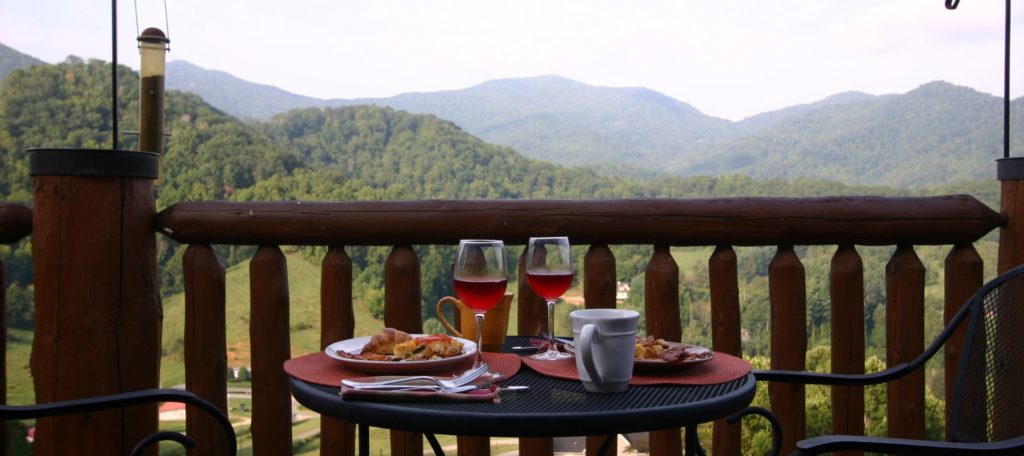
570,308 -> 640,393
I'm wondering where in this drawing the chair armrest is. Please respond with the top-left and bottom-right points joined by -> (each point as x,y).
0,388 -> 236,456
796,435 -> 1024,455
754,362 -> 912,386
728,406 -> 782,456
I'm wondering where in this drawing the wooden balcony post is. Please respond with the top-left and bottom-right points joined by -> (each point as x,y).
183,244 -> 228,455
830,245 -> 864,452
769,245 -> 806,454
385,245 -> 424,454
29,149 -> 161,455
645,244 -> 682,456
709,245 -> 741,456
995,159 -> 1024,440
321,246 -> 357,454
885,245 -> 925,440
943,244 -> 982,439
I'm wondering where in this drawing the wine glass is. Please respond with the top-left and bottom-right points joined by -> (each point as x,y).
526,236 -> 575,360
453,239 -> 508,368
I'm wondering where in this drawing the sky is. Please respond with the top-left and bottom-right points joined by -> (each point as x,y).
2,0 -> 1023,121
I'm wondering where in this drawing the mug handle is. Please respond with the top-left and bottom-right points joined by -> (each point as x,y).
579,323 -> 604,385
435,296 -> 464,338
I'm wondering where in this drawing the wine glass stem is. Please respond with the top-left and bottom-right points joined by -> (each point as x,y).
546,300 -> 558,354
474,312 -> 485,368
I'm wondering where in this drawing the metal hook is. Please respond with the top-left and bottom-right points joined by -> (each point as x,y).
946,0 -> 959,10
133,0 -> 172,51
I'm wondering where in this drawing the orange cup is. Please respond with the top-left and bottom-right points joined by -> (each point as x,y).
436,292 -> 513,353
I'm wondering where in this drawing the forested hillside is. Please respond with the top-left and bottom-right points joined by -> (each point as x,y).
676,81 -> 1024,187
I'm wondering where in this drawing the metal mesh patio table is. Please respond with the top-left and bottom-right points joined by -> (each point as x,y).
289,336 -> 756,455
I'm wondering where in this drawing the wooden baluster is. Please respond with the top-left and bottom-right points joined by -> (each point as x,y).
769,245 -> 806,454
0,205 -> 28,456
518,245 -> 553,455
943,244 -> 982,439
584,244 -> 617,310
385,245 -> 424,454
0,256 -> 7,455
709,245 -> 741,456
585,244 -> 617,456
457,436 -> 491,456
518,245 -> 547,337
321,246 -> 357,454
830,245 -> 864,455
885,245 -> 925,440
183,244 -> 229,455
250,245 -> 293,455
645,244 -> 682,456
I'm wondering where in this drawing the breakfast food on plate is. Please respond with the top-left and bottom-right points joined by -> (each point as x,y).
635,335 -> 713,363
393,334 -> 464,360
361,328 -> 413,359
344,328 -> 465,361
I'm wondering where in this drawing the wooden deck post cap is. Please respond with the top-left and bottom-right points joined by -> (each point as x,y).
997,157 -> 1024,181
29,148 -> 159,179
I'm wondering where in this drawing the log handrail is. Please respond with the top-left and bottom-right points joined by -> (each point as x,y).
0,203 -> 31,243
155,196 -> 1003,246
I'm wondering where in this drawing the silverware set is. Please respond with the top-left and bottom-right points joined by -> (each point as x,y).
342,363 -> 521,392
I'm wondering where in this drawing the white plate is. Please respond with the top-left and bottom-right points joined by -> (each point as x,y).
325,334 -> 477,374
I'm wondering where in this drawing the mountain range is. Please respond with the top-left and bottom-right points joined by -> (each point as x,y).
2,43 -> 1018,188
0,43 -> 43,81
161,59 -> 1022,188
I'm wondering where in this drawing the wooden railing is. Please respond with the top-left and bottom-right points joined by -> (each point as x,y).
149,195 -> 1003,455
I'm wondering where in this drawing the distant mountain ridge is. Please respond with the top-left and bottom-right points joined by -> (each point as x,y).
167,60 -> 325,118
340,75 -> 736,170
164,59 -> 876,174
677,81 -> 1021,188
0,43 -> 44,81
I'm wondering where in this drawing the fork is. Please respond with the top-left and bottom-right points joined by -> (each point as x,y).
341,363 -> 489,390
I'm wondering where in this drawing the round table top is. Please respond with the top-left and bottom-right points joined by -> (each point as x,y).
289,336 -> 756,438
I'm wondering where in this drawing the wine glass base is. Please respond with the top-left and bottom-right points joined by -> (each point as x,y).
530,349 -> 574,361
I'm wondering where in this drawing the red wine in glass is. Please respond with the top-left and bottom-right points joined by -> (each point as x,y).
453,239 -> 507,368
526,236 -> 575,361
526,270 -> 573,301
454,277 -> 508,312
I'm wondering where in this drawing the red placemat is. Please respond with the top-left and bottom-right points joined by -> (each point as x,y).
284,351 -> 521,387
521,352 -> 750,386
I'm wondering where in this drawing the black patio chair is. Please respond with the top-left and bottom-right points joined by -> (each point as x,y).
752,263 -> 1024,455
0,388 -> 237,456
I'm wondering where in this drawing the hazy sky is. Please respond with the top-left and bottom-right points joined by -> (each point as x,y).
2,0 -> 1022,120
